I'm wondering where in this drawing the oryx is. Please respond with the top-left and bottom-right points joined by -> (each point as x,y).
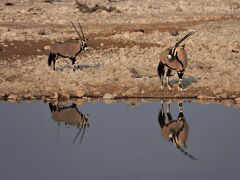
158,31 -> 197,91
48,21 -> 88,71
158,101 -> 196,160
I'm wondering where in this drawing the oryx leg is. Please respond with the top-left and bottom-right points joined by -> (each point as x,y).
166,100 -> 173,122
178,100 -> 184,120
52,54 -> 57,71
157,62 -> 165,90
52,54 -> 59,71
177,71 -> 184,91
70,57 -> 77,71
158,102 -> 166,128
166,69 -> 172,90
70,57 -> 76,65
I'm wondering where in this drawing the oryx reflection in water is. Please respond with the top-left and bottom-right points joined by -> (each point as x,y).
49,103 -> 89,144
158,101 -> 196,160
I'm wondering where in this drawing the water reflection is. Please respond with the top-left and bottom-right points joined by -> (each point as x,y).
49,102 -> 89,144
158,100 -> 196,160
1,100 -> 240,179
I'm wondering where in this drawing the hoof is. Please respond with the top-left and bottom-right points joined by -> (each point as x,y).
178,84 -> 183,92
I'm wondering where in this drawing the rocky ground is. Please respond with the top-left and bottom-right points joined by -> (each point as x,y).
0,0 -> 240,104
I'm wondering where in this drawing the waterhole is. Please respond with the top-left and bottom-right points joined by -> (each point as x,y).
0,100 -> 239,180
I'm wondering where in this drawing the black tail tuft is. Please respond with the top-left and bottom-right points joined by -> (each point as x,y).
48,52 -> 53,66
157,62 -> 165,78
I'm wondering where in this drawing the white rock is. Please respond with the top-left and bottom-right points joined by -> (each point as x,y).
8,94 -> 18,100
73,89 -> 85,97
235,98 -> 240,102
103,93 -> 114,99
51,92 -> 58,99
44,46 -> 51,50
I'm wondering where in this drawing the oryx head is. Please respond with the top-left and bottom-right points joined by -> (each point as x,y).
81,113 -> 90,127
167,31 -> 197,60
70,20 -> 88,50
170,133 -> 187,149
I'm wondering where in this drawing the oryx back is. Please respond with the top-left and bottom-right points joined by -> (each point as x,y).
51,40 -> 81,58
52,108 -> 87,127
159,47 -> 187,71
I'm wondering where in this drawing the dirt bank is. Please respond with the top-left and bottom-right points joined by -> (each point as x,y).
0,0 -> 240,103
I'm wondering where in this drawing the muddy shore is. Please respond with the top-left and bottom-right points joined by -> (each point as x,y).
0,0 -> 240,103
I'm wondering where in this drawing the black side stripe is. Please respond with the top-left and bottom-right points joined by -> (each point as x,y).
165,63 -> 176,71
175,52 -> 184,69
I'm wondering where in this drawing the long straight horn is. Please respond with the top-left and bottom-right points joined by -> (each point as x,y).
77,21 -> 85,40
177,146 -> 197,160
175,30 -> 197,48
72,127 -> 83,144
70,20 -> 82,40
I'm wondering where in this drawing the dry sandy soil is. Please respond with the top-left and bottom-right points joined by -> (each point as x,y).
0,0 -> 240,103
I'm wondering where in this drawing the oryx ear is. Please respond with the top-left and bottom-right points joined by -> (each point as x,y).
70,20 -> 82,40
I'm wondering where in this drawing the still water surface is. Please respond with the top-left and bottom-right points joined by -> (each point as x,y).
0,100 -> 240,180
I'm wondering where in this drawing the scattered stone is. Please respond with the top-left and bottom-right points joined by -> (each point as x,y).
2,31 -> 17,38
124,87 -> 140,96
175,7 -> 183,12
19,9 -> 27,14
219,93 -> 228,99
229,2 -> 240,10
73,89 -> 85,97
76,1 -> 121,13
231,95 -> 237,99
59,93 -> 70,100
38,29 -> 46,36
4,2 -> 14,6
43,0 -> 58,4
93,91 -> 101,96
235,98 -> 240,102
213,87 -> 223,95
197,94 -> 211,100
51,92 -> 58,99
231,49 -> 239,53
169,31 -> 179,36
44,46 -> 51,50
8,94 -> 18,100
23,94 -> 34,99
134,29 -> 144,33
103,93 -> 115,99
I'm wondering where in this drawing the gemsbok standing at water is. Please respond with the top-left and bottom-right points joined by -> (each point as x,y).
158,31 -> 197,91
158,101 -> 196,160
48,21 -> 88,71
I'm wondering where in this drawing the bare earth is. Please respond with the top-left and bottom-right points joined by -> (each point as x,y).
0,0 -> 240,103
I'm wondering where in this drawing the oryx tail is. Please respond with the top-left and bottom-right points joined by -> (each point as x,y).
48,52 -> 56,66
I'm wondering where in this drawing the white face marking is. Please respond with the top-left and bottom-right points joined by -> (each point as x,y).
174,48 -> 178,56
167,54 -> 172,59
